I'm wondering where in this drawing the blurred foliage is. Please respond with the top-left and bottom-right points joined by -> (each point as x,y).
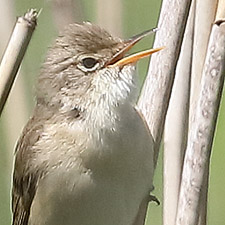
0,0 -> 225,225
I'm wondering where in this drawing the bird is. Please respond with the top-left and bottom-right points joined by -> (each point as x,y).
12,22 -> 162,225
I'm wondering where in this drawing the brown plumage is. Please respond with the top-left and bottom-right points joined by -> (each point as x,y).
11,22 -> 159,225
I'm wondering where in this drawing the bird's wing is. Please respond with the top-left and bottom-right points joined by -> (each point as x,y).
132,107 -> 158,225
12,173 -> 37,225
12,116 -> 43,225
134,107 -> 153,139
134,106 -> 156,163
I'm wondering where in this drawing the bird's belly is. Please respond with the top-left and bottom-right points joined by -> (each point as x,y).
30,148 -> 152,225
29,106 -> 154,225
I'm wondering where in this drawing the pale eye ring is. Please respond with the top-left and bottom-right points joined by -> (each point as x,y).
78,57 -> 100,72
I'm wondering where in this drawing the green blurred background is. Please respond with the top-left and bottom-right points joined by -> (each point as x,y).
0,0 -> 224,225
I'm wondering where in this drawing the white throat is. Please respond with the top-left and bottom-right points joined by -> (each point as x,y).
84,65 -> 138,130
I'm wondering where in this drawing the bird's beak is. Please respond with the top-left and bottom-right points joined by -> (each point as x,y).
105,28 -> 165,67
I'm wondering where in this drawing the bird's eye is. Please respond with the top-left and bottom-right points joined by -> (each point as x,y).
77,56 -> 100,72
82,57 -> 98,70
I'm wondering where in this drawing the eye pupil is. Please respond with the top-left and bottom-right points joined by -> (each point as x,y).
82,57 -> 98,69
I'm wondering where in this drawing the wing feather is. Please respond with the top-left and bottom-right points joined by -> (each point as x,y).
12,114 -> 44,225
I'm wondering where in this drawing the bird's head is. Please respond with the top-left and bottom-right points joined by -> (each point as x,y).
37,22 -> 163,116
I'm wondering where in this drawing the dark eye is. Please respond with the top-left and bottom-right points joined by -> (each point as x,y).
82,57 -> 98,69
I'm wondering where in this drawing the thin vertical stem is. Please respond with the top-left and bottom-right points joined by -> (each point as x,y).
138,0 -> 192,166
163,2 -> 195,224
0,9 -> 38,116
176,21 -> 225,225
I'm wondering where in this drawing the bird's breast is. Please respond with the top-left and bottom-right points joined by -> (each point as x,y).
30,103 -> 154,225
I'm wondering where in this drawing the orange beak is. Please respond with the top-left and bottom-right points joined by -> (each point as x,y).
105,28 -> 165,67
